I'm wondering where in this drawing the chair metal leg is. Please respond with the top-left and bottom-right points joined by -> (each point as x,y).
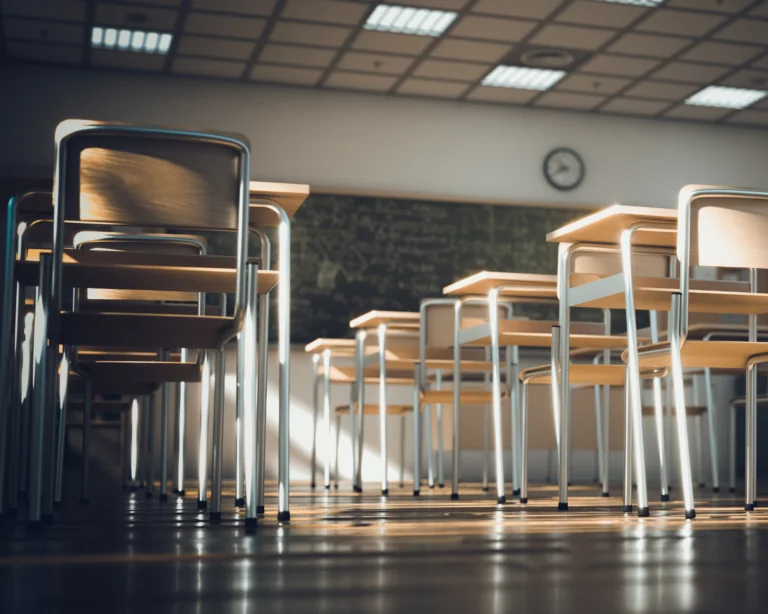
377,324 -> 389,496
175,348 -> 190,497
323,349 -> 332,490
255,284 -> 270,514
354,329 -> 366,493
649,311 -> 669,501
159,354 -> 170,502
704,368 -> 720,492
209,349 -> 226,522
436,370 -> 444,488
310,354 -> 320,489
413,364 -> 421,496
745,363 -> 757,511
729,401 -> 737,493
601,384 -> 611,497
509,346 -> 521,496
482,403 -> 490,492
451,302 -> 461,500
520,381 -> 529,503
488,289 -> 506,504
197,352 -> 212,508
335,412 -> 341,489
243,263 -> 260,529
234,335 -> 245,505
424,403 -> 433,488
400,412 -> 406,489
594,381 -> 604,487
623,369 -> 633,513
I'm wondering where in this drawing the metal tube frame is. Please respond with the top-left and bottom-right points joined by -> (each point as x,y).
310,353 -> 320,488
244,262 -> 260,530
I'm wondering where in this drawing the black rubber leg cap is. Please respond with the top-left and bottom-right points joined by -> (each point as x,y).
413,490 -> 420,497
713,487 -> 720,494
428,484 -> 434,489
450,493 -> 459,500
601,492 -> 610,498
209,512 -> 222,524
245,518 -> 258,533
235,497 -> 246,508
686,510 -> 696,520
41,513 -> 54,524
334,484 -> 339,490
622,505 -> 633,513
80,498 -> 89,505
381,489 -> 389,496
513,489 -> 521,496
661,494 -> 670,502
144,492 -> 153,499
482,486 -> 489,492
198,500 -> 207,510
353,486 -> 363,493
324,485 -> 330,490
277,511 -> 290,522
558,502 -> 569,512
159,494 -> 168,503
177,489 -> 185,497
699,483 -> 706,489
520,498 -> 528,504
497,496 -> 506,505
637,507 -> 650,518
745,503 -> 755,511
310,482 -> 316,489
438,483 -> 444,488
256,505 -> 265,515
730,488 -> 736,493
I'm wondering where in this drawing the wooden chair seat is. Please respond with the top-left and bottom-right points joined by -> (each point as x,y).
60,313 -> 231,349
633,340 -> 768,370
421,389 -> 496,405
335,404 -> 412,415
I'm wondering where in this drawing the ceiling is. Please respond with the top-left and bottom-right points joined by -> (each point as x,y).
2,0 -> 768,127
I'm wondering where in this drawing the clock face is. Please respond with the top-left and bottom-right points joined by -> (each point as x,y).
543,147 -> 585,192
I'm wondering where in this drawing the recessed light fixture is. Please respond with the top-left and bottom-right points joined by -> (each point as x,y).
597,0 -> 665,6
482,65 -> 566,91
685,85 -> 768,110
91,26 -> 173,54
364,4 -> 457,37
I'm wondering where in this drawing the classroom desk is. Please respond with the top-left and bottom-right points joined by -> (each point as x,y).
243,181 -> 309,525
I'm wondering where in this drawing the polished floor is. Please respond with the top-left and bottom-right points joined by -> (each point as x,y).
2,474 -> 768,613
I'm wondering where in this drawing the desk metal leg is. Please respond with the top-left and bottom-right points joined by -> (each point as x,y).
651,313 -> 669,502
275,214 -> 291,522
175,348 -> 190,497
623,368 -> 633,513
488,289 -> 506,504
704,368 -> 720,492
310,354 -> 320,489
323,349 -> 332,490
255,236 -> 271,515
520,380 -> 529,503
557,245 -> 572,512
244,263 -> 260,530
197,352 -> 211,509
451,302 -> 461,500
353,330 -> 366,493
436,370 -> 444,488
209,349 -> 226,522
413,364 -> 421,496
159,351 -> 170,502
378,324 -> 389,496
235,335 -> 245,506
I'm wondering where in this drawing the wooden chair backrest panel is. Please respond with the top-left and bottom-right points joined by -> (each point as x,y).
571,251 -> 669,278
425,303 -> 505,348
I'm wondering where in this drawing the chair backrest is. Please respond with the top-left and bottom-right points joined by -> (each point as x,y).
571,249 -> 670,279
51,120 -> 251,344
681,185 -> 768,270
422,300 -> 507,349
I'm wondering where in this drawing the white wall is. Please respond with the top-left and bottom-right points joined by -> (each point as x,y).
3,63 -> 768,208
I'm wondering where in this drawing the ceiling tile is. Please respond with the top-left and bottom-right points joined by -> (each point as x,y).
751,1 -> 768,18
535,91 -> 607,110
579,54 -> 660,77
471,0 -> 566,20
259,43 -> 336,68
94,4 -> 178,30
719,68 -> 768,90
412,59 -> 489,82
325,71 -> 398,92
397,79 -> 469,98
681,41 -> 764,66
281,0 -> 368,25
172,57 -> 246,77
270,21 -> 351,47
352,30 -> 432,55
650,61 -> 732,84
91,48 -> 166,71
430,38 -> 510,62
667,0 -> 755,12
1,0 -> 86,22
185,12 -> 265,38
600,98 -> 670,116
531,24 -> 617,51
250,64 -> 323,85
177,35 -> 256,60
337,51 -> 414,75
608,33 -> 693,59
664,104 -> 734,121
3,18 -> 84,44
727,110 -> 768,126
635,9 -> 726,37
465,85 -> 539,104
5,40 -> 84,64
190,0 -> 275,15
624,80 -> 698,101
556,1 -> 647,28
449,15 -> 536,43
556,73 -> 632,95
714,19 -> 768,45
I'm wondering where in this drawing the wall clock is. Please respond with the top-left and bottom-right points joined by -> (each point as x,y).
543,147 -> 585,192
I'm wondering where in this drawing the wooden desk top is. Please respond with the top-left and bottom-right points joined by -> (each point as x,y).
349,311 -> 421,330
443,271 -> 557,297
546,205 -> 677,247
249,181 -> 309,225
304,338 -> 356,354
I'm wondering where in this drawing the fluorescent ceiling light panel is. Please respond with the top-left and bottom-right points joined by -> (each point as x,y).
685,85 -> 768,109
91,26 -> 173,55
596,0 -> 665,6
365,4 -> 457,37
482,65 -> 566,91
